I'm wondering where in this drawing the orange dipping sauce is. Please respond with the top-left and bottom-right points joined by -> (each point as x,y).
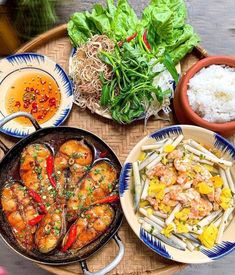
5,71 -> 61,126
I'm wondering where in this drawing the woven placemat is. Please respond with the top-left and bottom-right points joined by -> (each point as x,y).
1,24 -> 227,275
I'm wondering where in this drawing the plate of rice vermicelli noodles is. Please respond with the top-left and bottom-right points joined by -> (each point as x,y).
68,0 -> 200,124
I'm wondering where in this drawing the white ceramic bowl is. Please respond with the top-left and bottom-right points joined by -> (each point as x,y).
119,125 -> 235,263
0,53 -> 73,138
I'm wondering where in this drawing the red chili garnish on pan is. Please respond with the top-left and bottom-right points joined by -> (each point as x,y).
28,189 -> 42,203
46,156 -> 57,189
126,32 -> 137,42
61,224 -> 77,252
94,195 -> 119,205
28,189 -> 47,214
99,151 -> 108,158
28,214 -> 44,226
143,29 -> 151,50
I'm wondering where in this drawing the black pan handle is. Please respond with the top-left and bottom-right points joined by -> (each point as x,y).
0,112 -> 41,156
80,234 -> 124,275
0,112 -> 41,131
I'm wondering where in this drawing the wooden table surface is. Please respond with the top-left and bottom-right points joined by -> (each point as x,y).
0,1 -> 235,275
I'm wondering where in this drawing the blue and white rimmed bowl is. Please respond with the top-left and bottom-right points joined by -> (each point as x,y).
119,125 -> 235,263
0,53 -> 73,138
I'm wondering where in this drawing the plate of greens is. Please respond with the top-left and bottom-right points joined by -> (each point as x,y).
68,0 -> 199,124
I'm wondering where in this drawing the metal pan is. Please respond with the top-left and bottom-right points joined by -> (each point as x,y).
0,112 -> 124,275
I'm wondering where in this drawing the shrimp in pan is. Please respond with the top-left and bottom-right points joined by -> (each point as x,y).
1,182 -> 38,251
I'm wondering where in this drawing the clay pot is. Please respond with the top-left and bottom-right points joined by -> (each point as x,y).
174,56 -> 235,136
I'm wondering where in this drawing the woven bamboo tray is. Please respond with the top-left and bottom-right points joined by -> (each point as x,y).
0,24 -> 224,275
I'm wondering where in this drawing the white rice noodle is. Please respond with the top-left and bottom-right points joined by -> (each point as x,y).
165,203 -> 181,225
216,208 -> 234,244
184,144 -> 232,167
219,168 -> 229,188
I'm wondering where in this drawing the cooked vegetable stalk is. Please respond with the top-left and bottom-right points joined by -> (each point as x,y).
141,179 -> 149,200
139,208 -> 165,227
139,152 -> 159,170
184,145 -> 232,167
165,203 -> 181,225
197,210 -> 222,228
141,144 -> 165,151
133,162 -> 142,211
216,208 -> 234,244
225,168 -> 235,194
188,139 -> 215,157
219,168 -> 229,188
140,220 -> 186,251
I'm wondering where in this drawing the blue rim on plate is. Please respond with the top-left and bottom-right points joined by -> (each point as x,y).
119,125 -> 235,263
0,53 -> 74,138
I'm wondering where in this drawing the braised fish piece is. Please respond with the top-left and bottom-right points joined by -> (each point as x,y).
54,139 -> 93,195
20,143 -> 56,208
1,183 -> 38,251
35,202 -> 66,253
66,161 -> 117,221
62,204 -> 114,253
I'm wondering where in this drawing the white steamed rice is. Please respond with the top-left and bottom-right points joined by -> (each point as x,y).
187,65 -> 235,123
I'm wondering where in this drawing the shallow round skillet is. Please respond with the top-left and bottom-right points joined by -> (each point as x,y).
0,112 -> 124,275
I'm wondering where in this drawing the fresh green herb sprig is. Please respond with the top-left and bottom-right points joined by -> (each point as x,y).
99,43 -> 173,123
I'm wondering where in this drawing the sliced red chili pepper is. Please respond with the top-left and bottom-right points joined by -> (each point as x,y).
15,101 -> 21,108
37,115 -> 44,120
126,32 -> 137,42
28,214 -> 44,226
99,151 -> 108,158
143,29 -> 151,50
39,94 -> 49,103
94,195 -> 119,205
49,97 -> 56,107
46,156 -> 57,189
61,224 -> 77,252
28,189 -> 47,214
23,103 -> 29,109
39,204 -> 47,214
28,189 -> 42,203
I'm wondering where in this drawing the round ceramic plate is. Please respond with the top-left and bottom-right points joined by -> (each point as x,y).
69,48 -> 181,121
0,53 -> 73,138
119,125 -> 235,263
